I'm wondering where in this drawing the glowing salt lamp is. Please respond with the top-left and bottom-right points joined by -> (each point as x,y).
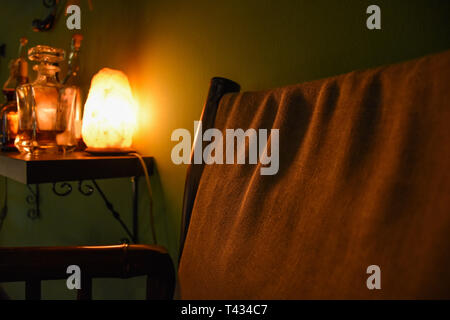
82,68 -> 137,154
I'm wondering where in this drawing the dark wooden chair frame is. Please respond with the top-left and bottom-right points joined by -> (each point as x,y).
179,77 -> 240,258
0,244 -> 175,300
0,77 -> 240,300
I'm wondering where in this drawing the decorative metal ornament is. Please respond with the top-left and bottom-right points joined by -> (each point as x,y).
32,0 -> 59,32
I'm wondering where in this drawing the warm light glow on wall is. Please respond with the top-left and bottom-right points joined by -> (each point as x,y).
82,68 -> 137,152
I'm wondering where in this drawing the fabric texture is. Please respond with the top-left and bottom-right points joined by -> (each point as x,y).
178,50 -> 450,299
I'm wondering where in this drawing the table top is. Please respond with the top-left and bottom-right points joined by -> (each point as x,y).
0,151 -> 153,184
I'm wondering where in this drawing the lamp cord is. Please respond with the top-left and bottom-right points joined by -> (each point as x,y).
0,177 -> 7,232
130,152 -> 157,245
91,179 -> 135,242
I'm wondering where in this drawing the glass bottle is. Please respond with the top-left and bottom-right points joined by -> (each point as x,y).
63,34 -> 82,86
0,37 -> 28,151
15,45 -> 71,154
57,33 -> 84,152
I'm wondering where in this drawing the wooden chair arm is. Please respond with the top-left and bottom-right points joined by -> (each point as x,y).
0,244 -> 175,300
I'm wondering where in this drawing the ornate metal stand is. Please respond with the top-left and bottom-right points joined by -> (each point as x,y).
26,184 -> 40,220
32,0 -> 60,32
26,177 -> 140,243
52,182 -> 72,196
91,179 -> 136,243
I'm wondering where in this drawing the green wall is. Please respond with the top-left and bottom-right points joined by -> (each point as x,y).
0,0 -> 449,299
0,0 -> 162,299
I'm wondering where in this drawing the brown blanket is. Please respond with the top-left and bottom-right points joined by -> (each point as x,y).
178,50 -> 450,299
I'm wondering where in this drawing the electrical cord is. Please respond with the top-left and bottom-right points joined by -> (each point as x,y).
0,177 -> 7,232
130,152 -> 157,245
91,179 -> 135,242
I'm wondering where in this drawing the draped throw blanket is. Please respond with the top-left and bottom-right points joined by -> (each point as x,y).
178,50 -> 450,299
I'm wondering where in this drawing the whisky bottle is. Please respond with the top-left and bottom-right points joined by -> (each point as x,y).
63,33 -> 82,86
58,33 -> 84,151
0,37 -> 28,151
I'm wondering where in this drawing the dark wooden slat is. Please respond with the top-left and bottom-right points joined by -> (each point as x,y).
25,280 -> 41,300
147,275 -> 174,300
0,244 -> 173,283
77,276 -> 92,300
179,77 -> 240,259
0,244 -> 175,300
0,152 -> 153,184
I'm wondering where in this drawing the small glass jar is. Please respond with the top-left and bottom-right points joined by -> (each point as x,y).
0,89 -> 19,151
56,85 -> 82,152
15,45 -> 76,154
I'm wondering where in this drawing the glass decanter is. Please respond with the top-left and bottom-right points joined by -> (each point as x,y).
15,45 -> 74,154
